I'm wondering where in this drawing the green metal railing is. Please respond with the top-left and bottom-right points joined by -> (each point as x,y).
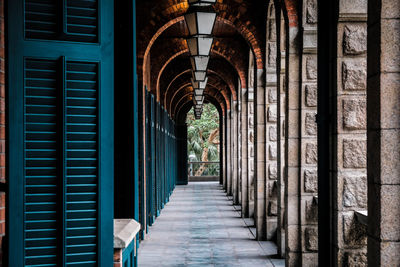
188,161 -> 220,177
144,90 -> 178,229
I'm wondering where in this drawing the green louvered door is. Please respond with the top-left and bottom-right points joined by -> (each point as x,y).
7,0 -> 113,266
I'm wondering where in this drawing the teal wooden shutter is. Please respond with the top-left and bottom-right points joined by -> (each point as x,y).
7,0 -> 114,266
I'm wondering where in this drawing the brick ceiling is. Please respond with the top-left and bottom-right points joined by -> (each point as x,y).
137,0 -> 269,118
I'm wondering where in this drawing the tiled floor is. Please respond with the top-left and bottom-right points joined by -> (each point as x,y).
138,182 -> 285,267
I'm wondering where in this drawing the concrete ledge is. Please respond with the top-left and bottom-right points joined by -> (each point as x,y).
114,219 -> 141,249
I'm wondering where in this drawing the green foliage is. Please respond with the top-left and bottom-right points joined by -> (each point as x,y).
187,103 -> 220,162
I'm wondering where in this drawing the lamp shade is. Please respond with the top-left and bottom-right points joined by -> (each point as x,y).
188,0 -> 216,6
194,98 -> 204,106
191,77 -> 208,89
190,56 -> 209,71
193,95 -> 204,105
187,36 -> 213,57
184,11 -> 216,36
192,70 -> 207,81
194,88 -> 204,96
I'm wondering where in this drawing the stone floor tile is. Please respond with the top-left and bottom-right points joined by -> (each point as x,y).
138,182 -> 285,267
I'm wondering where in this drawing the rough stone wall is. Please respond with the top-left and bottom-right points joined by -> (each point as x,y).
237,83 -> 242,205
232,100 -> 239,204
276,10 -> 287,258
299,0 -> 318,265
247,51 -> 255,218
223,117 -> 227,188
241,86 -> 249,217
367,0 -> 400,265
334,1 -> 368,265
254,68 -> 266,240
284,22 -> 302,267
226,111 -> 232,193
265,2 -> 278,241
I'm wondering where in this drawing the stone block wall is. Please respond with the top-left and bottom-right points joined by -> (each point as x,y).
276,10 -> 287,258
240,86 -> 249,217
300,0 -> 318,265
247,52 -> 255,218
232,100 -> 239,204
334,1 -> 368,265
367,0 -> 400,265
265,2 -> 279,242
254,68 -> 266,240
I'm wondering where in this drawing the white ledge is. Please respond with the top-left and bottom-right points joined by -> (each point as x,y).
114,219 -> 141,249
355,210 -> 368,226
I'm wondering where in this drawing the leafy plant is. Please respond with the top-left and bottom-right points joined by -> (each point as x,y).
187,103 -> 220,175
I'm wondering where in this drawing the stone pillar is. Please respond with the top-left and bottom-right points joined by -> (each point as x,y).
265,2 -> 278,241
232,100 -> 239,204
237,88 -> 242,205
332,1 -> 368,265
284,25 -> 302,265
367,0 -> 400,265
277,9 -> 286,257
226,110 -> 232,194
300,0 -> 318,265
222,115 -> 226,186
254,68 -> 266,240
248,52 -> 255,218
241,87 -> 249,217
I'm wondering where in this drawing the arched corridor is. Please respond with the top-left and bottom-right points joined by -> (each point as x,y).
1,0 -> 400,266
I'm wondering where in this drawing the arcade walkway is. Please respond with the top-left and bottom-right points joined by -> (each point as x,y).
138,182 -> 284,267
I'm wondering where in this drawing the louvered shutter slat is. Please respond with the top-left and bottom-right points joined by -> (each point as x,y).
25,0 -> 57,40
24,59 -> 58,266
65,62 -> 98,265
25,0 -> 98,43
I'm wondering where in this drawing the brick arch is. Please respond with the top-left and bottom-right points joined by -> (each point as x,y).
159,52 -> 240,107
277,0 -> 299,28
175,95 -> 224,124
175,94 -> 225,122
155,49 -> 188,100
155,46 -> 245,103
139,0 -> 266,85
163,65 -> 235,111
172,85 -> 227,119
168,77 -> 230,116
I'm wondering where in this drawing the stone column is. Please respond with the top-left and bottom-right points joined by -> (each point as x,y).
226,110 -> 232,195
232,100 -> 239,204
265,2 -> 278,241
237,88 -> 242,205
241,86 -> 249,217
299,0 -> 318,265
284,25 -> 302,265
222,115 -> 226,186
332,1 -> 368,265
277,9 -> 286,257
254,68 -> 266,240
248,52 -> 255,218
367,0 -> 400,265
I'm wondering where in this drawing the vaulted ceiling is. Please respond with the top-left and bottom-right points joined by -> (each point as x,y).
136,0 -> 297,119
